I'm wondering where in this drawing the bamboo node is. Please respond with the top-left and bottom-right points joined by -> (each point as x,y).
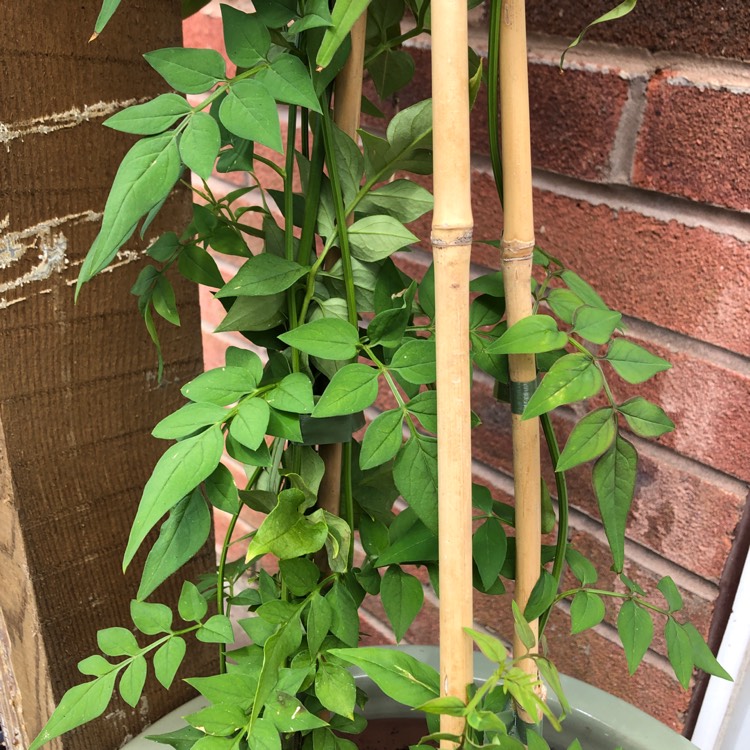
501,237 -> 535,261
431,230 -> 473,247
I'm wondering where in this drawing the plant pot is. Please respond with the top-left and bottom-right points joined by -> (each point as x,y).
122,646 -> 697,750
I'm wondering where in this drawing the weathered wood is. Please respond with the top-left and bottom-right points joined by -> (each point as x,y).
0,2 -> 215,747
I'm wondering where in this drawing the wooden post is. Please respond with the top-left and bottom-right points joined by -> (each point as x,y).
0,1 -> 214,746
431,0 -> 474,745
499,0 -> 543,724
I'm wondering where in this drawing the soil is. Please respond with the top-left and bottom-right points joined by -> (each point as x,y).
355,718 -> 429,750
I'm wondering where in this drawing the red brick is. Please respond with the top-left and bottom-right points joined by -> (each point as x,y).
367,48 -> 629,182
633,74 -> 750,211
182,11 -> 230,67
471,378 -> 745,582
524,0 -> 750,62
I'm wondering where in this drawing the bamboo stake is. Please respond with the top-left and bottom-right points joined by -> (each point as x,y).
431,1 -> 473,745
499,0 -> 543,725
317,14 -> 367,520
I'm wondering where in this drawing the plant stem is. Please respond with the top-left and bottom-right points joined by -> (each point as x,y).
538,413 -> 568,635
321,106 -> 358,327
487,0 -> 504,206
284,104 -> 302,373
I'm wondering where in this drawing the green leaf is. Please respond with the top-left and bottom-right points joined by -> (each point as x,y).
560,270 -> 608,310
312,363 -> 379,417
152,276 -> 180,325
253,0 -> 297,27
246,489 -> 328,560
360,409 -> 404,470
104,94 -> 191,135
617,600 -> 653,674
512,600 -> 536,650
618,397 -> 675,438
197,614 -> 235,644
178,581 -> 208,622
119,655 -> 147,707
593,435 -> 637,572
572,305 -> 622,345
315,662 -> 357,719
214,294 -> 287,333
267,693 -> 328,731
28,672 -> 117,750
406,390 -> 437,433
307,592 -> 333,655
683,623 -> 732,681
78,133 -> 181,288
217,253 -> 308,298
97,627 -> 139,656
547,288 -> 584,325
267,373 -> 315,414
130,600 -> 173,635
137,490 -> 211,599
145,726 -> 204,750
278,557 -> 320,596
389,338 -> 436,385
93,0 -> 122,35
561,0 -> 638,66
153,637 -> 187,689
417,696 -> 467,717
220,79 -> 283,152
376,518 -> 438,567
229,397 -> 270,450
186,672 -> 258,710
368,48 -> 415,100
204,463 -> 240,513
569,591 -> 606,634
144,48 -> 226,94
180,112 -> 221,180
124,426 -> 223,569
487,315 -> 568,354
328,647 -> 439,707
77,655 -> 115,677
665,619 -> 694,688
316,0 -> 373,68
657,576 -> 683,613
327,581 -> 360,646
464,627 -> 508,664
182,366 -> 255,405
279,318 -> 359,360
565,548 -> 598,586
527,730 -> 552,750
179,242 -> 224,287
393,436 -> 438,534
606,339 -> 671,384
381,566 -> 424,642
523,353 -> 603,419
524,570 -> 559,622
152,402 -> 227,440
556,407 -> 616,472
258,55 -> 322,112
186,704 -> 247,736
358,179 -> 433,223
472,518 -> 507,590
221,4 -> 271,67
348,215 -> 418,262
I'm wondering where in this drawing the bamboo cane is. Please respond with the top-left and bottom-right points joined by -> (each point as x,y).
316,14 -> 368,521
431,1 -> 474,745
499,0 -> 543,726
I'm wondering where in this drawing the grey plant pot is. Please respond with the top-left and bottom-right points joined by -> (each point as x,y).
122,645 -> 697,750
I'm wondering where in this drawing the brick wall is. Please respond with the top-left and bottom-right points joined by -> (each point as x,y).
184,1 -> 750,735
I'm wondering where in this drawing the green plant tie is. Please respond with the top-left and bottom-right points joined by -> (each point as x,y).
510,379 -> 537,415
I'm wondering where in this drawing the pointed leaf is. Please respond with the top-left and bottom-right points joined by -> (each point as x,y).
617,600 -> 653,674
569,591 -> 606,634
180,112 -> 220,180
221,5 -> 271,67
217,253 -> 307,297
618,396 -> 675,438
104,93 -> 191,135
523,353 -> 603,419
348,215 -> 418,262
119,655 -> 147,707
144,48 -> 226,94
220,79 -> 283,152
279,318 -> 360,360
258,55 -> 322,112
572,305 -> 622,345
360,409 -> 404,470
312,363 -> 379,417
124,425 -> 223,570
556,407 -> 616,472
606,339 -> 671,384
665,618 -> 694,688
593,435 -> 637,572
472,518 -> 507,590
393,436 -> 438,534
381,566 -> 424,642
153,637 -> 187,689
487,315 -> 568,354
683,623 -> 732,681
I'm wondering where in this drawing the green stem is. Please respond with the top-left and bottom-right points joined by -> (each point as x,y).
538,413 -> 569,636
487,0 -> 504,206
321,106 -> 358,327
284,104 -> 301,372
552,586 -> 671,617
217,465 -> 263,673
297,112 -> 325,268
